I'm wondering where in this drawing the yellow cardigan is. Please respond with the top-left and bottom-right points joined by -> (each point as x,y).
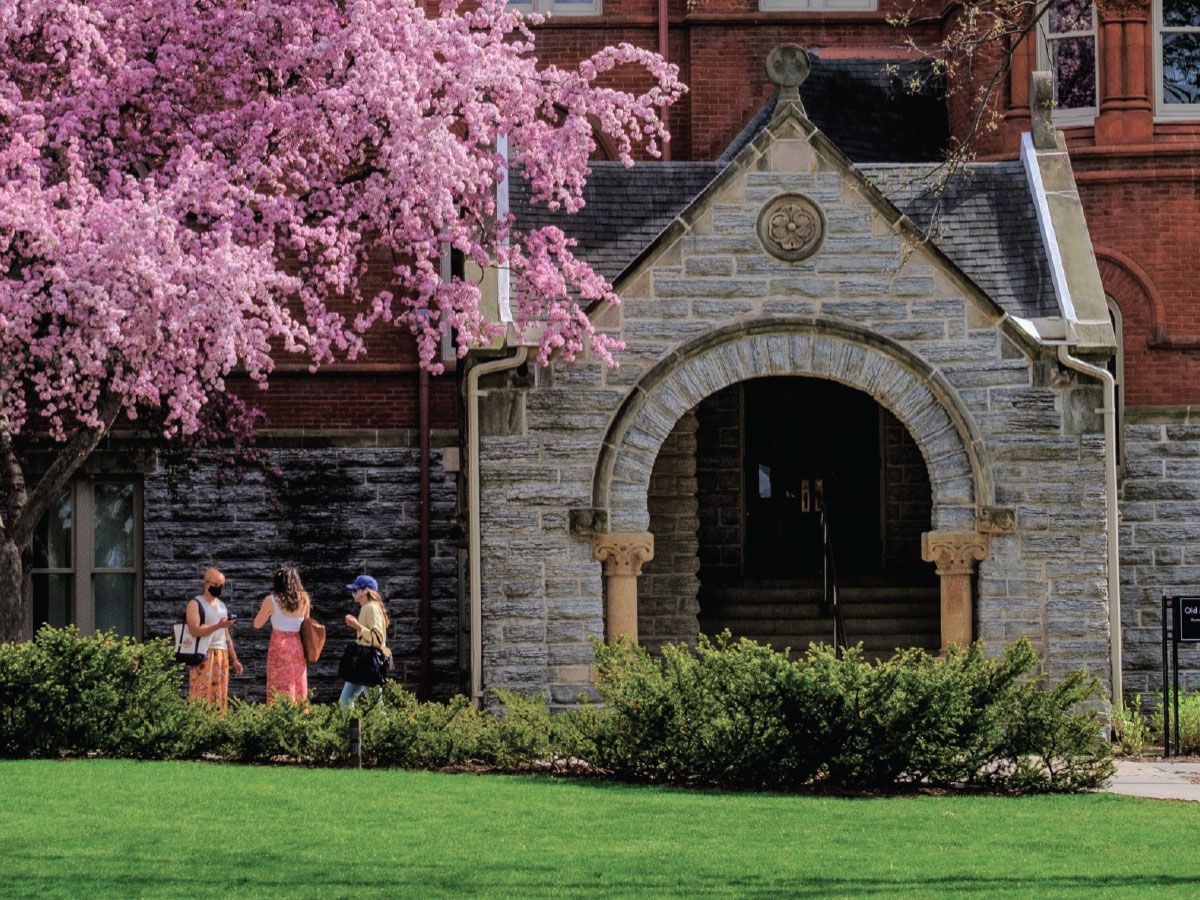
356,601 -> 391,657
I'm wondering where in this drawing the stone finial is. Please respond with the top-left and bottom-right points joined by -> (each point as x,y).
592,533 -> 655,577
1030,70 -> 1058,150
766,44 -> 810,102
921,530 -> 990,576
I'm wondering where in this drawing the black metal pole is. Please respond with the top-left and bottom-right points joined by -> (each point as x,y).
350,717 -> 362,769
1174,632 -> 1181,757
1163,594 -> 1171,758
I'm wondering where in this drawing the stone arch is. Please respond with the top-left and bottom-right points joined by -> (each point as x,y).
592,316 -> 994,535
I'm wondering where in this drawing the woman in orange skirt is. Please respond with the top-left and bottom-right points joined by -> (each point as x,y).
253,566 -> 309,705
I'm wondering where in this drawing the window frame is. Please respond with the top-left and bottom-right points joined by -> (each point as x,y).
29,478 -> 143,639
508,0 -> 604,16
757,0 -> 876,10
1036,0 -> 1100,126
1153,0 -> 1200,119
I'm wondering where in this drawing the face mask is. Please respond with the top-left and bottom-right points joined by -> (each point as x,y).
208,584 -> 224,598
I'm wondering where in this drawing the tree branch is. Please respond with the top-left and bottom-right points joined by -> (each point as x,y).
7,393 -> 124,548
0,415 -> 30,537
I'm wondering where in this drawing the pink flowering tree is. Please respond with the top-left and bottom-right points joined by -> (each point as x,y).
0,0 -> 683,640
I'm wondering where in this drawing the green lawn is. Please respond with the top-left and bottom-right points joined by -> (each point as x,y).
1,761 -> 1196,899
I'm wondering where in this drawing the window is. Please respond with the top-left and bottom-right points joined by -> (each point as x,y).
31,480 -> 142,638
1155,0 -> 1200,117
507,0 -> 603,15
1037,0 -> 1099,125
758,0 -> 875,10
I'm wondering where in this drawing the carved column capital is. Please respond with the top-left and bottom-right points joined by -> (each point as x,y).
922,531 -> 990,576
592,533 -> 655,577
1096,0 -> 1150,21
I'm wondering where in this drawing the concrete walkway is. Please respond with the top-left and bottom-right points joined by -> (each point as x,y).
1107,760 -> 1200,802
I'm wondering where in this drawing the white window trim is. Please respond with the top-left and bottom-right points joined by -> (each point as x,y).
28,479 -> 143,639
1153,0 -> 1200,120
758,0 -> 876,10
509,0 -> 603,15
1036,0 -> 1100,126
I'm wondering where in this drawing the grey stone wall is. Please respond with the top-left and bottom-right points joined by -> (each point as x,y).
696,386 -> 743,581
474,116 -> 1112,704
639,410 -> 701,652
143,445 -> 460,702
1120,413 -> 1200,701
882,408 -> 934,577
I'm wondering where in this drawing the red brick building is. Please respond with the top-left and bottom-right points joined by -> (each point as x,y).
25,0 -> 1199,706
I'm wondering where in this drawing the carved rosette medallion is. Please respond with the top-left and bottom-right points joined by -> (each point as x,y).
757,193 -> 826,262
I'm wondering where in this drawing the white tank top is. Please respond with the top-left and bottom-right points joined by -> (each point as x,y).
269,594 -> 304,632
193,597 -> 228,650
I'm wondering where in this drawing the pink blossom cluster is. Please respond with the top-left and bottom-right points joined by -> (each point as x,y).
0,0 -> 684,438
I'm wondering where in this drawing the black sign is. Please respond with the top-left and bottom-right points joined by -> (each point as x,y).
1176,597 -> 1200,642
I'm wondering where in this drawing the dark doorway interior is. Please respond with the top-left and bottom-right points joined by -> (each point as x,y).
695,376 -> 938,658
744,377 -> 881,578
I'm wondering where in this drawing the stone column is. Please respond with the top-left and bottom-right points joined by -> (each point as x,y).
592,533 -> 655,643
921,531 -> 990,653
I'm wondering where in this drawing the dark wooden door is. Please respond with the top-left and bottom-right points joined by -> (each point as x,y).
743,378 -> 882,578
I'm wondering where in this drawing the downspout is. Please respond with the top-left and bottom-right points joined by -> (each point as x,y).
466,134 -> 526,706
1056,344 -> 1123,711
658,0 -> 670,162
418,364 -> 431,701
466,347 -> 528,706
1021,121 -> 1123,712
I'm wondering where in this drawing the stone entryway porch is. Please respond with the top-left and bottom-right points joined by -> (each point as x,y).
591,320 -> 993,661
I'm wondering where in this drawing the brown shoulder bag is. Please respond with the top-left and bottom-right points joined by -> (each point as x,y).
299,599 -> 326,663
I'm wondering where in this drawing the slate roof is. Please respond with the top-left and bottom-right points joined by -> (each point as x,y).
510,59 -> 1059,322
861,162 -> 1059,319
719,59 -> 949,165
509,163 -> 723,282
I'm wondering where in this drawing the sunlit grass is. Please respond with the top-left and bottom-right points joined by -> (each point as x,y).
2,760 -> 1197,899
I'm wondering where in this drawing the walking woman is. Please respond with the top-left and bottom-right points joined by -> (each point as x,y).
340,574 -> 392,708
254,566 -> 310,705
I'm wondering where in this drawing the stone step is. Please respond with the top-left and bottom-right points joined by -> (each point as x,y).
700,616 -> 939,637
698,601 -> 937,620
736,634 -> 941,656
700,585 -> 940,605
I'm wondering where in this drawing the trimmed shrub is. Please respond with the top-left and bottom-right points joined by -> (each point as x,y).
591,633 -> 1113,793
0,626 -> 188,758
0,626 -> 1113,793
998,670 -> 1115,792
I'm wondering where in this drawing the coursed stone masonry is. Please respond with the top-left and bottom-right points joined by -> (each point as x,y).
1120,410 -> 1200,699
143,445 -> 460,702
475,105 -> 1111,704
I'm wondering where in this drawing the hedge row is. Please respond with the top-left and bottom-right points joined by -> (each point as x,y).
0,627 -> 1113,793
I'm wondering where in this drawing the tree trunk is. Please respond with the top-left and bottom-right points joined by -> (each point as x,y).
0,537 -> 24,644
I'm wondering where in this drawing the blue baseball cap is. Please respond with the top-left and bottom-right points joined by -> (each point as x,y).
346,575 -> 379,592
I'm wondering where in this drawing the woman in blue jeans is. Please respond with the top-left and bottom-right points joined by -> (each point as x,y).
339,574 -> 392,708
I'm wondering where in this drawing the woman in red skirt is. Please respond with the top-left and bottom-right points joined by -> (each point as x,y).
253,566 -> 310,705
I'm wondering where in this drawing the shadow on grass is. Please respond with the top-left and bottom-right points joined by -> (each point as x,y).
7,864 -> 1199,899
